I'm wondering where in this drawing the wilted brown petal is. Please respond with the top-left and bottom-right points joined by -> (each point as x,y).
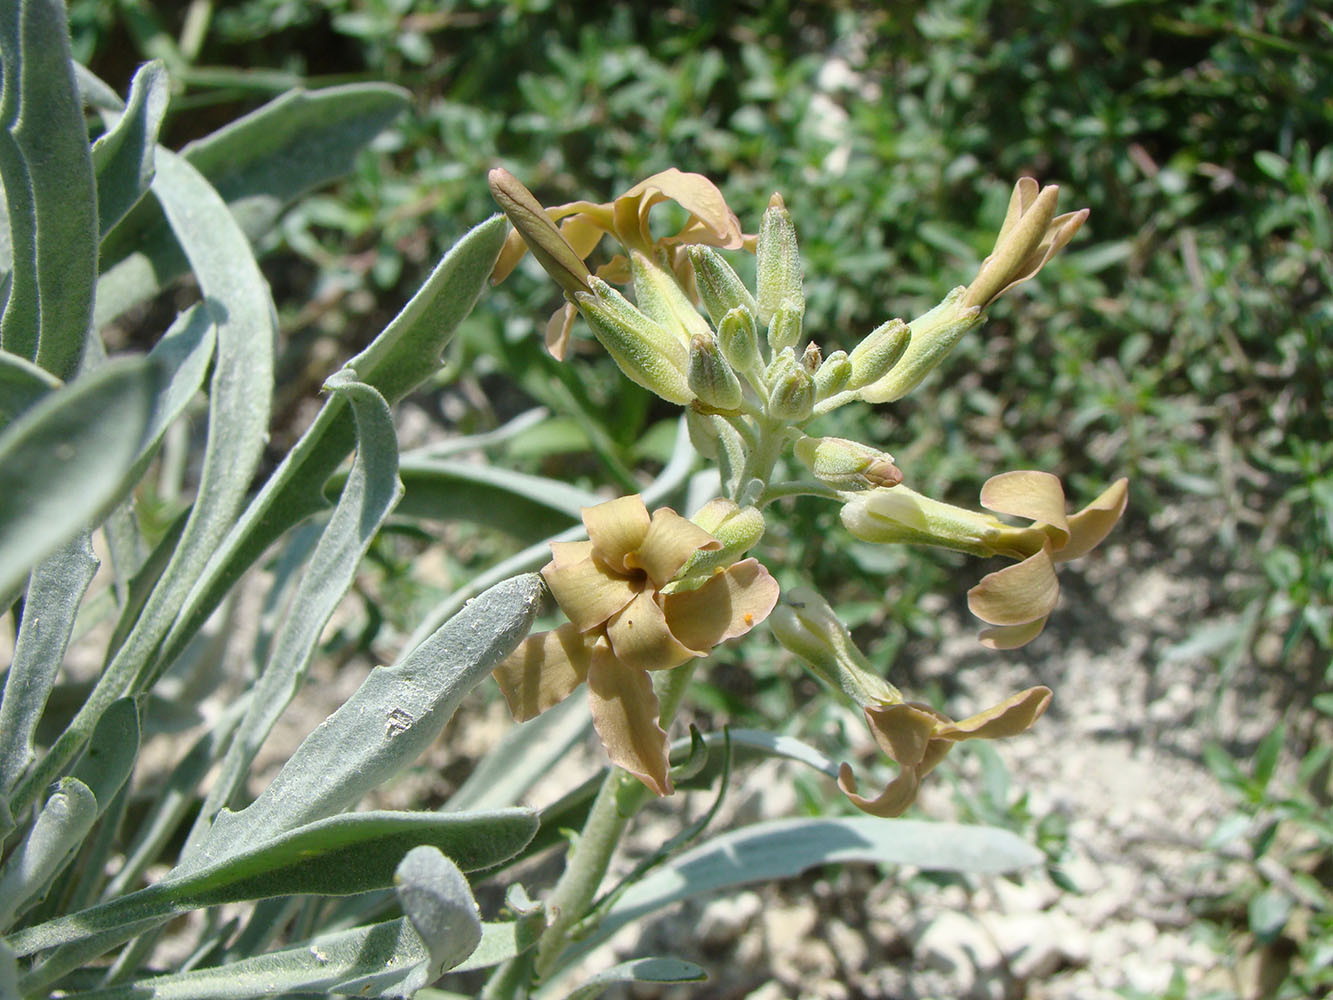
1057,477 -> 1129,562
837,762 -> 921,818
586,643 -> 672,796
492,623 -> 594,721
662,558 -> 781,652
542,543 -> 637,633
933,686 -> 1053,741
977,617 -> 1050,650
628,507 -> 720,588
861,703 -> 942,767
605,589 -> 699,673
980,470 -> 1070,542
967,546 -> 1060,627
582,494 -> 653,574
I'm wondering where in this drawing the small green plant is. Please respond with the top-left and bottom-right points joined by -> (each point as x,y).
1,3 -> 1133,997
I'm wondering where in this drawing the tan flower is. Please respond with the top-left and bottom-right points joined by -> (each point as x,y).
966,472 -> 1128,649
838,687 -> 1052,817
963,177 -> 1089,310
493,494 -> 779,795
488,168 -> 745,358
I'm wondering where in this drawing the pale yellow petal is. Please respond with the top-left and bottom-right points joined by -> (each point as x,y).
545,303 -> 577,361
1057,477 -> 1128,562
492,624 -> 593,721
977,618 -> 1050,650
967,547 -> 1060,626
623,168 -> 744,249
862,703 -> 944,767
582,494 -> 651,574
586,645 -> 672,796
542,547 -> 637,633
933,686 -> 1052,741
980,470 -> 1070,543
491,229 -> 530,285
662,558 -> 780,652
837,762 -> 920,818
605,589 -> 698,672
629,506 -> 719,587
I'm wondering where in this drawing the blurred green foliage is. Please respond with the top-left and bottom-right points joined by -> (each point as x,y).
77,0 -> 1331,992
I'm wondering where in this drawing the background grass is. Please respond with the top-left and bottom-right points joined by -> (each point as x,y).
76,1 -> 1331,994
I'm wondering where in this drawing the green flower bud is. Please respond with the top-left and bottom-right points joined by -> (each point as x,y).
794,436 -> 902,490
813,349 -> 852,398
839,483 -> 1001,557
769,587 -> 899,707
687,245 -> 759,327
717,305 -> 761,375
574,277 -> 694,405
766,297 -> 804,356
846,318 -> 909,391
688,333 -> 744,412
755,192 -> 802,325
630,249 -> 712,345
670,499 -> 768,584
487,168 -> 593,296
855,289 -> 982,403
766,346 -> 814,422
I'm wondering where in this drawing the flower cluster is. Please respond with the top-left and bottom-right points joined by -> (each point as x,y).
489,168 -> 1123,808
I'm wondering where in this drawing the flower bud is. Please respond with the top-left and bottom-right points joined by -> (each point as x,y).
487,168 -> 593,296
574,277 -> 693,405
755,192 -> 802,325
687,245 -> 759,327
671,499 -> 767,583
801,342 -> 822,372
813,350 -> 852,398
630,249 -> 712,345
717,306 -> 761,376
855,288 -> 982,403
794,436 -> 902,490
839,484 -> 1001,557
769,587 -> 899,707
765,347 -> 814,422
845,318 -> 909,390
688,333 -> 744,412
766,297 -> 804,356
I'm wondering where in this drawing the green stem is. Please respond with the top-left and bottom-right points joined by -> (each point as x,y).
758,481 -> 842,506
530,659 -> 699,984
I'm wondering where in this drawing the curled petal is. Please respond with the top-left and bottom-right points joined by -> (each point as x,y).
978,617 -> 1050,650
622,168 -> 745,250
586,644 -> 672,796
967,547 -> 1060,627
837,762 -> 920,818
862,702 -> 945,767
662,558 -> 781,652
542,544 -> 637,633
605,589 -> 698,673
629,507 -> 719,588
545,304 -> 577,360
1058,477 -> 1129,562
582,494 -> 652,574
492,624 -> 593,721
933,686 -> 1053,742
980,470 -> 1070,543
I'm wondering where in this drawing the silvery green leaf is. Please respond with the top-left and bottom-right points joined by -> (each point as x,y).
555,958 -> 707,1000
561,817 -> 1043,967
153,214 -> 507,681
0,356 -> 157,598
0,0 -> 98,378
70,697 -> 139,817
10,144 -> 274,817
0,939 -> 15,997
0,347 -> 59,431
185,573 -> 543,869
95,83 -> 410,324
7,808 -> 538,959
395,846 -> 482,975
0,777 -> 97,930
91,61 -> 168,239
0,532 -> 98,799
187,375 -> 402,848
